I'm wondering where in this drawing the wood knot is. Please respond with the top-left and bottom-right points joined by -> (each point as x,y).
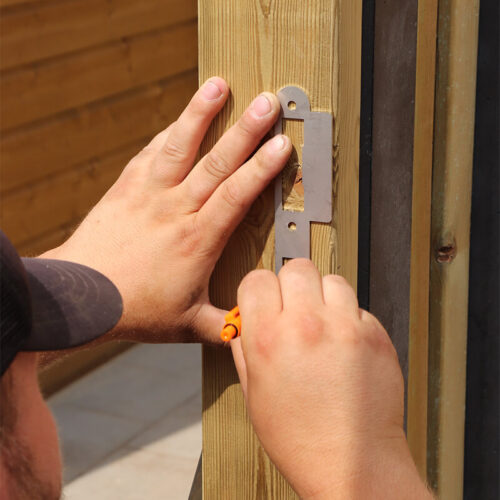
435,241 -> 457,263
259,0 -> 273,16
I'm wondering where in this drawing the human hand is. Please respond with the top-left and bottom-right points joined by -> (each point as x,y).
231,259 -> 432,499
43,78 -> 291,344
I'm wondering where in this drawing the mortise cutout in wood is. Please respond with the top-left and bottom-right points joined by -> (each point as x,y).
282,118 -> 304,212
274,86 -> 332,273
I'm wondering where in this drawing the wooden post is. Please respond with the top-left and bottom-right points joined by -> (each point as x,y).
198,1 -> 362,496
407,0 -> 439,479
427,0 -> 480,497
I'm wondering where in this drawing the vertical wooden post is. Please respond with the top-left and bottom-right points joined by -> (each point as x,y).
407,0 -> 439,480
199,1 -> 362,496
427,0 -> 480,498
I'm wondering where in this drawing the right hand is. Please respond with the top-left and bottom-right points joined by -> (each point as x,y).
231,259 -> 432,499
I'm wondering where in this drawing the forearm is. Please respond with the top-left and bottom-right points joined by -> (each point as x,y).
303,442 -> 433,500
35,245 -> 130,371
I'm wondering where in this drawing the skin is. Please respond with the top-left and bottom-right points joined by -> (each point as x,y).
42,76 -> 291,347
0,354 -> 62,500
1,78 -> 430,498
3,77 -> 291,498
231,260 -> 433,499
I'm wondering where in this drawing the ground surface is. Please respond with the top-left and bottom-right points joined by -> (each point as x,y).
48,343 -> 202,500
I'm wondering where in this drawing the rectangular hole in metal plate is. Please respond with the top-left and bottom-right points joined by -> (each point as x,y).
282,118 -> 304,212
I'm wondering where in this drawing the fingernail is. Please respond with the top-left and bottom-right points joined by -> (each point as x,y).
252,94 -> 272,117
270,134 -> 287,152
202,80 -> 223,101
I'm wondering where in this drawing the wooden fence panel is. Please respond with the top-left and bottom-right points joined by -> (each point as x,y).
0,0 -> 197,256
0,22 -> 197,131
0,0 -> 196,70
1,72 -> 197,193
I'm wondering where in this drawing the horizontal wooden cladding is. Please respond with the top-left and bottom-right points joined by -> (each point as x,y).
38,341 -> 133,397
1,140 -> 142,247
1,71 -> 198,193
0,0 -> 197,71
0,21 -> 197,132
0,0 -> 40,8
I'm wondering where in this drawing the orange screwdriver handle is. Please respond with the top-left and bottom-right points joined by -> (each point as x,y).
220,306 -> 241,342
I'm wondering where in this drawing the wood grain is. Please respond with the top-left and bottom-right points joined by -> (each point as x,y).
0,0 -> 196,70
38,341 -> 132,397
0,0 -> 40,8
0,22 -> 197,132
0,71 -> 198,193
199,1 -> 362,497
427,0 -> 480,498
406,0 -> 438,481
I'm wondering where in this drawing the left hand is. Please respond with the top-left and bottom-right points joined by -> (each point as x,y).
43,77 -> 291,344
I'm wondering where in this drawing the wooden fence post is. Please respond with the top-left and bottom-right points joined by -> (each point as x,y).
427,0 -> 480,497
407,0 -> 439,479
198,1 -> 362,496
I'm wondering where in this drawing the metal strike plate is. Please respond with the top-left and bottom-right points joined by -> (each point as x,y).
274,86 -> 332,273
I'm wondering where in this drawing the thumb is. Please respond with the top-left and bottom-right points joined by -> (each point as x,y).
230,337 -> 248,402
192,303 -> 226,344
194,303 -> 248,400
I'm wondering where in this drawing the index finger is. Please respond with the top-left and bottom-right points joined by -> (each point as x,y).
238,269 -> 282,331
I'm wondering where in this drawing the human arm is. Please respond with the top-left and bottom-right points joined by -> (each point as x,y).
231,259 -> 433,499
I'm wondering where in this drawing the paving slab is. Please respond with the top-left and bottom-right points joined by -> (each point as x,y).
50,344 -> 201,424
50,402 -> 144,483
63,447 -> 198,500
49,344 -> 202,499
129,391 -> 201,460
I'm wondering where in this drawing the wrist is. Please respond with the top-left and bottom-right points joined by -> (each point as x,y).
35,244 -> 129,341
299,435 -> 432,500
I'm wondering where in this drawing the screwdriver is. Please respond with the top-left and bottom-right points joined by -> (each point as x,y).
220,306 -> 241,342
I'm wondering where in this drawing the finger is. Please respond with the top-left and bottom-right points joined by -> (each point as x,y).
238,270 -> 283,326
278,259 -> 324,310
191,303 -> 226,344
238,270 -> 282,358
230,338 -> 248,402
181,92 -> 281,209
359,309 -> 396,351
145,124 -> 174,152
196,134 -> 291,250
153,77 -> 229,186
322,274 -> 360,316
123,125 -> 174,172
359,308 -> 384,329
